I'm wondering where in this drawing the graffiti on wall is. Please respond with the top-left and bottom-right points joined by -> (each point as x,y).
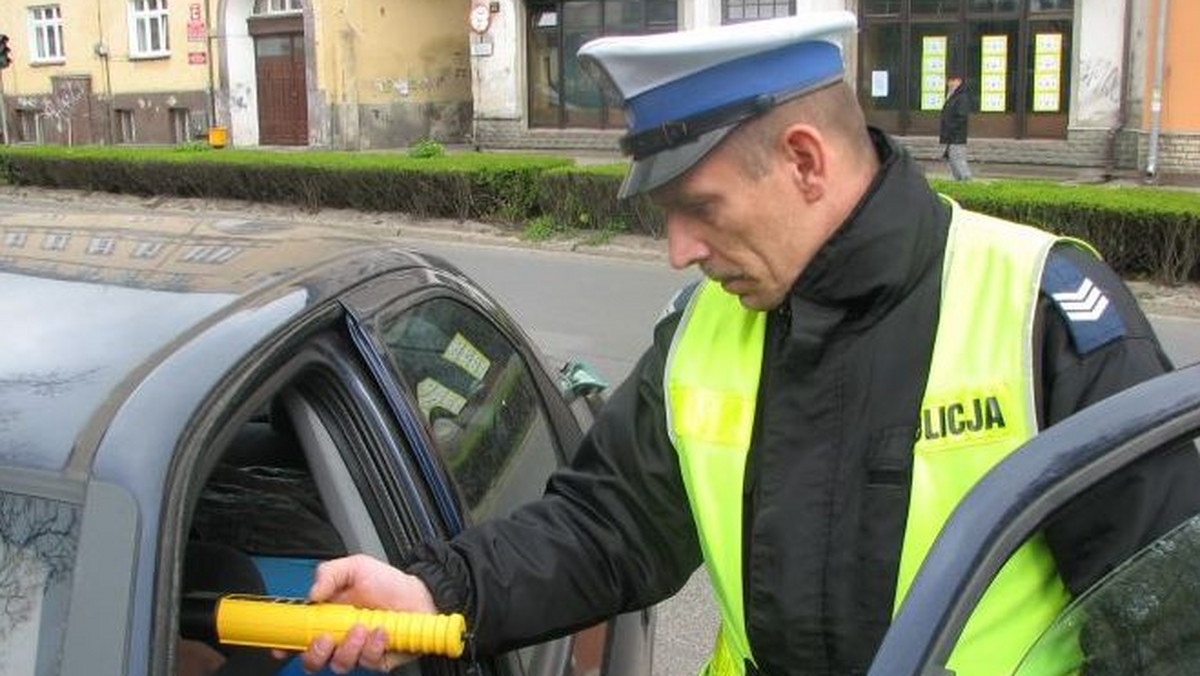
14,80 -> 89,135
229,82 -> 255,111
373,65 -> 470,99
1079,58 -> 1121,107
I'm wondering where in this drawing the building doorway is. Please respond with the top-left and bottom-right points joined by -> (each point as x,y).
250,14 -> 307,145
857,0 -> 1074,139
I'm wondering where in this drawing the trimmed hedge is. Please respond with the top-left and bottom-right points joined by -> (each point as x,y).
0,145 -> 570,221
2,145 -> 1198,283
931,179 -> 1200,284
534,164 -> 1200,284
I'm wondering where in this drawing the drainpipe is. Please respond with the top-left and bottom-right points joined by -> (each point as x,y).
1105,0 -> 1134,179
1145,0 -> 1169,180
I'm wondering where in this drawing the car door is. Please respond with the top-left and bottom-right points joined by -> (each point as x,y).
341,265 -> 654,676
868,363 -> 1200,676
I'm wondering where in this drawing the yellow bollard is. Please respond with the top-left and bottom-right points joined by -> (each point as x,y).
208,125 -> 228,149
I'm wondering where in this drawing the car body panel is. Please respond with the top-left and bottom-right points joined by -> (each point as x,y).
0,216 -> 652,676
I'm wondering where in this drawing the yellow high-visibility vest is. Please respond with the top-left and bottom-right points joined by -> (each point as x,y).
664,202 -> 1093,676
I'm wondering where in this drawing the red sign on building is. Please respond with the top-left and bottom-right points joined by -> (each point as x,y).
188,51 -> 207,65
188,2 -> 206,41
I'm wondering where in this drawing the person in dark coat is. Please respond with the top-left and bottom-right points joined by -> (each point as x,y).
940,76 -> 972,180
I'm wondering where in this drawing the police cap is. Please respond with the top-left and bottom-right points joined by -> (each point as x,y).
578,11 -> 857,198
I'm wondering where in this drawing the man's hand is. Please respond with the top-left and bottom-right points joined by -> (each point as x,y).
292,554 -> 439,673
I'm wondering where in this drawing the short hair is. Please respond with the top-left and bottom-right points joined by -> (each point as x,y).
725,81 -> 873,179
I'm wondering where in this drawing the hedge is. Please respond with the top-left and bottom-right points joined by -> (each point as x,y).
0,145 -> 570,221
2,145 -> 1198,283
536,163 -> 1200,284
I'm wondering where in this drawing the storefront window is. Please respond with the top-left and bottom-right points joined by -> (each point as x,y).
863,0 -> 902,15
857,0 -> 1071,139
969,0 -> 1017,12
527,0 -> 676,130
911,0 -> 960,16
1030,0 -> 1072,11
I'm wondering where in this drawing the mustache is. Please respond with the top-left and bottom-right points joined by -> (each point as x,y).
701,265 -> 747,285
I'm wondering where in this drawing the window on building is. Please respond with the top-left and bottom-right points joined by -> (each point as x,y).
723,0 -> 793,24
251,0 -> 302,14
15,110 -> 43,143
129,0 -> 170,58
528,0 -> 677,130
29,5 -> 65,63
857,0 -> 1072,140
170,107 -> 190,143
116,109 -> 135,143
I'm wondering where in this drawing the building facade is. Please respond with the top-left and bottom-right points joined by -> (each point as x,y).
2,0 -> 1196,176
0,0 -> 473,148
469,0 -> 1199,177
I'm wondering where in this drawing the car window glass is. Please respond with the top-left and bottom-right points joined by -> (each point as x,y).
1015,511 -> 1200,676
377,297 -> 560,522
0,490 -> 80,676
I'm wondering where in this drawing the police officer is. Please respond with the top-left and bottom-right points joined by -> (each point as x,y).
297,12 -> 1200,675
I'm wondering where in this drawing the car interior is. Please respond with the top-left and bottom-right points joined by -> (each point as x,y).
179,388 -> 405,676
173,296 -> 609,676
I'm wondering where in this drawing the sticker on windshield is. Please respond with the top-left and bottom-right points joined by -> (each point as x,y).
442,333 -> 491,381
417,378 -> 468,420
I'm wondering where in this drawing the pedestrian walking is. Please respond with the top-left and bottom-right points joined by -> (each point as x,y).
940,75 -> 972,180
292,12 -> 1200,676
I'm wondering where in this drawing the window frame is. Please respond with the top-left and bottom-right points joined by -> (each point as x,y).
722,0 -> 795,25
251,0 -> 303,16
28,4 -> 66,64
526,0 -> 678,130
128,0 -> 170,59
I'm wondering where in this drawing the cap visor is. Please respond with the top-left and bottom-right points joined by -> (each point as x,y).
618,126 -> 733,199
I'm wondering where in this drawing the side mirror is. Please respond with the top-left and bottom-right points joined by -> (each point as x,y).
557,360 -> 609,402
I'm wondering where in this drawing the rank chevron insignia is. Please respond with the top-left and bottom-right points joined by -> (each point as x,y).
1051,277 -> 1109,322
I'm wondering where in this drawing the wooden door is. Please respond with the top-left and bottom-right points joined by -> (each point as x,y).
255,33 -> 307,145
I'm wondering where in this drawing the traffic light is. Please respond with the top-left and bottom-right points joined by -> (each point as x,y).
0,34 -> 11,69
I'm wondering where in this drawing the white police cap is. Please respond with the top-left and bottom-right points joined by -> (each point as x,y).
578,11 -> 857,198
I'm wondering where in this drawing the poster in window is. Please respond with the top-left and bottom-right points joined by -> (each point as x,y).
872,70 -> 889,98
1032,33 -> 1062,113
920,36 -> 947,111
979,34 -> 1008,113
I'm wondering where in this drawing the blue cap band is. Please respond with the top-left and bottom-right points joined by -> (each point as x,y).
624,40 -> 844,136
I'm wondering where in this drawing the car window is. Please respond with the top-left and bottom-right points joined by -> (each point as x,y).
377,297 -> 560,523
0,488 -> 81,676
1015,511 -> 1200,676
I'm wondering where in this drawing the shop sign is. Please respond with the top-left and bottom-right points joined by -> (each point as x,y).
920,36 -> 947,111
1032,33 -> 1063,113
980,35 -> 1008,113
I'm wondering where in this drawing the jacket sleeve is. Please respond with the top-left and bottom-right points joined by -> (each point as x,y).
1037,245 -> 1200,595
400,311 -> 703,655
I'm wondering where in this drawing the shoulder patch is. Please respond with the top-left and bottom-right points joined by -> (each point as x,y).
1042,252 -> 1126,355
658,280 -> 701,324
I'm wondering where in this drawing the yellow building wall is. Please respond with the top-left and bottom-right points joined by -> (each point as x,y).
1143,0 -> 1200,132
314,0 -> 470,107
1,0 -> 216,97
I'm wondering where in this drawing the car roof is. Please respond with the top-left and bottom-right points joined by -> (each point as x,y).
0,215 -> 438,474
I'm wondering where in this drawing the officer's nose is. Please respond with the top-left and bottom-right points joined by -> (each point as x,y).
666,212 -> 709,270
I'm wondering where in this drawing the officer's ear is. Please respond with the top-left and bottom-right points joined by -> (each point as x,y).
780,123 -> 827,204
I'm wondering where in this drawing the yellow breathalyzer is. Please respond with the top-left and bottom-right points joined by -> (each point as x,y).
182,594 -> 467,658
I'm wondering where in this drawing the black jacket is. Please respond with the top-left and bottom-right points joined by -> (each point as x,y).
402,131 -> 1200,674
939,82 -> 970,145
